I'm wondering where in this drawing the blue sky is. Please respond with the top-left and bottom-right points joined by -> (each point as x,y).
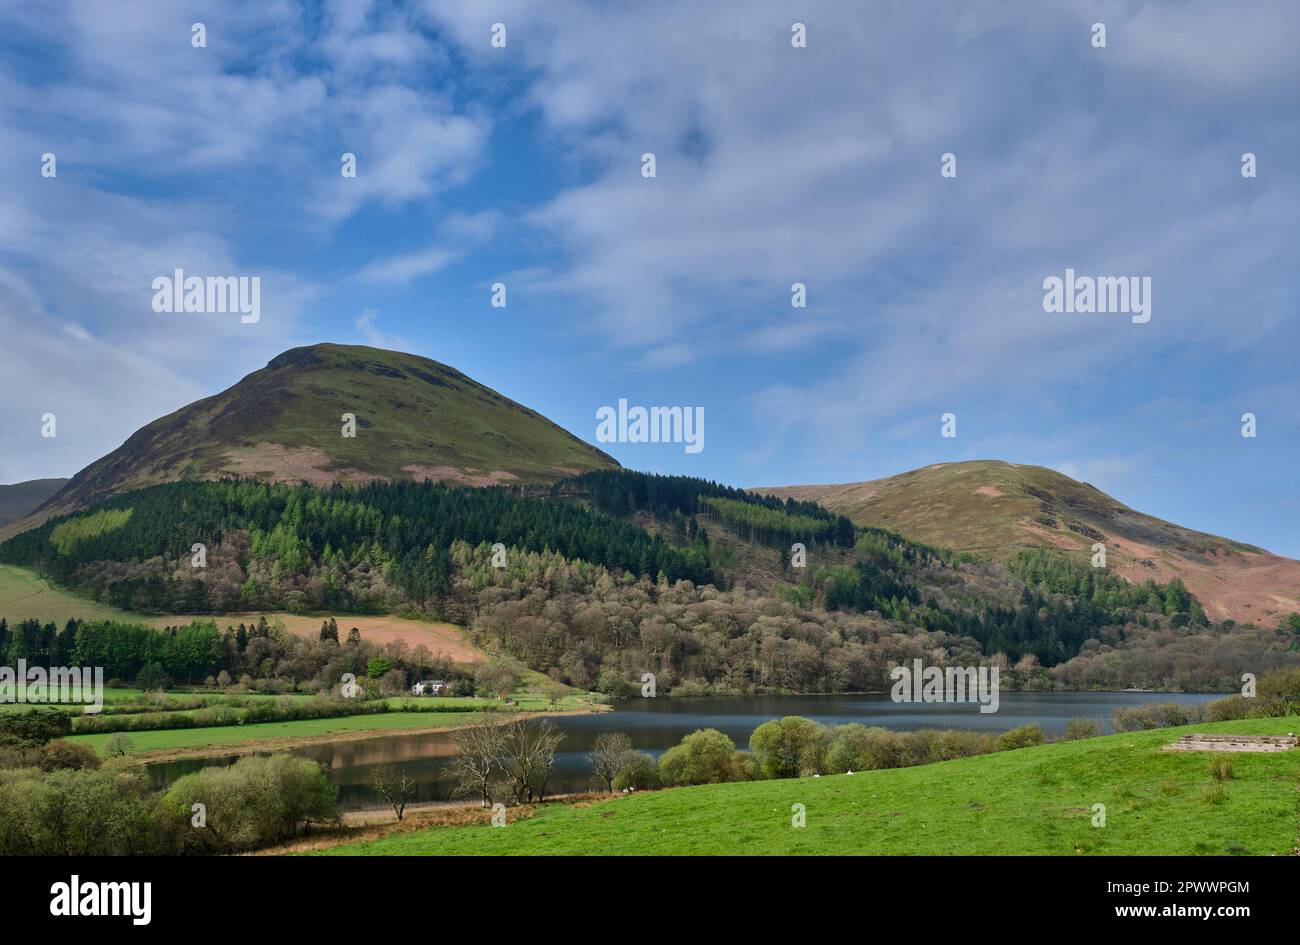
1,1 -> 1297,555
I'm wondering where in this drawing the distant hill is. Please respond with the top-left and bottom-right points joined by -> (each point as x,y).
0,479 -> 67,528
761,460 -> 1300,625
16,343 -> 617,532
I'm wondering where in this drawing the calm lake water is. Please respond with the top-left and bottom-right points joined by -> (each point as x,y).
145,691 -> 1218,809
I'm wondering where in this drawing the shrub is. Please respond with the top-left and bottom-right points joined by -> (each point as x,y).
893,732 -> 933,767
729,750 -> 761,782
748,716 -> 830,779
0,708 -> 72,746
1207,754 -> 1234,782
1112,702 -> 1203,732
924,728 -> 995,761
161,754 -> 337,853
1256,668 -> 1300,717
821,724 -> 994,772
1064,718 -> 1101,740
994,724 -> 1045,752
37,740 -> 101,772
1202,695 -> 1254,723
824,723 -> 885,772
658,729 -> 742,786
612,752 -> 662,791
0,766 -> 156,855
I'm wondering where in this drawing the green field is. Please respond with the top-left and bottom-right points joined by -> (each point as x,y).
0,564 -> 140,624
318,716 -> 1300,856
69,710 -> 503,755
62,686 -> 598,755
0,687 -> 309,713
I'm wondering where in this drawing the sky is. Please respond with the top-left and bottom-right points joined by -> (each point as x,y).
0,1 -> 1297,555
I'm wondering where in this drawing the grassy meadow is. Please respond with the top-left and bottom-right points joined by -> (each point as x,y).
67,709 -> 504,756
318,715 -> 1300,856
0,564 -> 139,624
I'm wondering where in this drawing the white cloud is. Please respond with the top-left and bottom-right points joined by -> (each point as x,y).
420,0 -> 1300,461
355,308 -> 408,349
351,211 -> 500,284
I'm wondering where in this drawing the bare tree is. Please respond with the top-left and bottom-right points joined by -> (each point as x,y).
447,719 -> 509,807
500,719 -> 564,804
371,764 -> 417,820
588,732 -> 635,792
475,663 -> 520,701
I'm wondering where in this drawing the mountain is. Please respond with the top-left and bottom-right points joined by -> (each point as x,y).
16,343 -> 617,531
761,460 -> 1300,625
0,479 -> 68,528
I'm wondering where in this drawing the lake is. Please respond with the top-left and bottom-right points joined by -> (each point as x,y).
145,690 -> 1218,809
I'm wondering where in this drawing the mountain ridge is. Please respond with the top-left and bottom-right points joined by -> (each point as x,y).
760,460 -> 1300,625
0,479 -> 68,529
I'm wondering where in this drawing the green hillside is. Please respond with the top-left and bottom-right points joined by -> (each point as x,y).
762,460 -> 1300,626
763,461 -> 1258,558
0,479 -> 66,528
24,343 -> 617,526
319,715 -> 1300,856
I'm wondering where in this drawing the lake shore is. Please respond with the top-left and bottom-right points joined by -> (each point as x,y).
80,704 -> 612,764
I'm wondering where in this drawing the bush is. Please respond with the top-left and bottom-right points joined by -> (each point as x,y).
0,766 -> 156,855
1256,668 -> 1300,717
1202,695 -> 1254,723
1112,702 -> 1203,733
612,752 -> 662,791
729,751 -> 761,782
748,716 -> 830,779
37,740 -> 101,772
994,724 -> 1044,752
0,708 -> 72,747
923,728 -> 995,761
658,729 -> 743,786
1064,718 -> 1101,740
826,724 -> 893,771
1207,754 -> 1234,782
161,754 -> 337,853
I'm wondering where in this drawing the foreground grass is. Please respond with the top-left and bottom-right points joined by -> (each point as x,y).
319,716 -> 1300,856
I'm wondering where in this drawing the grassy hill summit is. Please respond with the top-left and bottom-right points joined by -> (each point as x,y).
762,460 -> 1300,626
20,343 -> 617,530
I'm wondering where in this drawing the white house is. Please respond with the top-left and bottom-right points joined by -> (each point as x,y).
411,679 -> 449,696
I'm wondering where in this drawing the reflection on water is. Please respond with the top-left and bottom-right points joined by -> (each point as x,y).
144,690 -> 1217,809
